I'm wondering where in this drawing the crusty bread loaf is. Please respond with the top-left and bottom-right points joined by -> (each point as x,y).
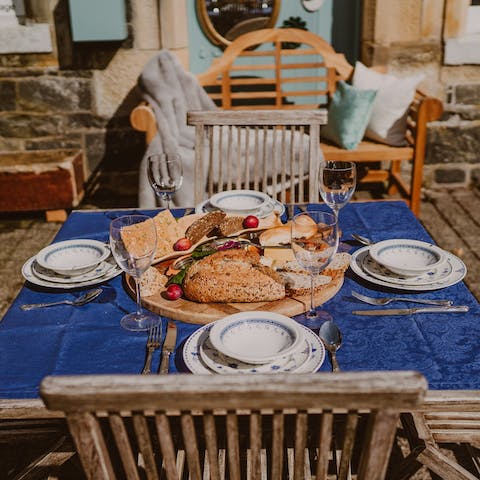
183,249 -> 285,303
185,211 -> 226,244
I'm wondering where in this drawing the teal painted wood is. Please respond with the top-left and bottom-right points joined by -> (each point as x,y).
187,0 -> 333,74
68,0 -> 127,42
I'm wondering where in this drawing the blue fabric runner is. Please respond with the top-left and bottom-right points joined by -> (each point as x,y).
1,201 -> 479,399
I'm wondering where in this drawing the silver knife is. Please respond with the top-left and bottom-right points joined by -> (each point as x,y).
353,305 -> 469,316
159,321 -> 177,374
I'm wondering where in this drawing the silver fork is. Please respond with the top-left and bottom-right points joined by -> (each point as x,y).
351,291 -> 453,307
141,325 -> 161,374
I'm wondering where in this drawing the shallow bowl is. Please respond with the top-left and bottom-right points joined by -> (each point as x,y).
369,239 -> 446,277
209,190 -> 270,215
209,311 -> 304,364
36,239 -> 111,276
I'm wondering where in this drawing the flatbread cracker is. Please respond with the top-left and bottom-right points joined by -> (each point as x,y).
139,266 -> 168,297
120,219 -> 156,258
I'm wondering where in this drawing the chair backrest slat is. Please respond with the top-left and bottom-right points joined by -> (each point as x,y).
40,372 -> 426,480
109,413 -> 141,480
132,413 -> 158,480
187,109 -> 327,205
316,411 -> 334,480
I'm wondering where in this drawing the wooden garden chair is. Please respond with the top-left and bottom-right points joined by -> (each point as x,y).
186,109 -> 327,205
40,371 -> 426,480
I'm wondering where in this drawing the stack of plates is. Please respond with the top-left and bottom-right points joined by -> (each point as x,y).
350,242 -> 467,291
195,189 -> 285,219
183,312 -> 325,375
22,239 -> 122,289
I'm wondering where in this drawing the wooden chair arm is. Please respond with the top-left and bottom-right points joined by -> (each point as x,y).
130,102 -> 157,144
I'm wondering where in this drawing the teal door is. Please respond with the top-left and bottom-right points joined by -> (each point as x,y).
187,0 -> 335,74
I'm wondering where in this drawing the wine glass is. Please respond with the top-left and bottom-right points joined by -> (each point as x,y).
319,161 -> 356,228
147,153 -> 183,210
291,210 -> 338,323
109,215 -> 161,331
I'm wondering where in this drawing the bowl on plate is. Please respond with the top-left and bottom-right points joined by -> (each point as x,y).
208,311 -> 304,364
36,239 -> 111,276
369,239 -> 447,277
209,190 -> 271,215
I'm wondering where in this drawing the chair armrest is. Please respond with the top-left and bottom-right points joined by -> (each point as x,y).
130,102 -> 157,144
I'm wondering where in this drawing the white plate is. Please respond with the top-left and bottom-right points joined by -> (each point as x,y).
209,311 -> 304,364
183,323 -> 325,375
22,255 -> 122,289
36,239 -> 111,276
209,190 -> 270,214
361,252 -> 453,286
31,258 -> 115,284
350,246 -> 466,291
195,198 -> 285,219
199,328 -> 311,374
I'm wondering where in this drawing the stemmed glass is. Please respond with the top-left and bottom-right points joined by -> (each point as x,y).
147,153 -> 183,210
319,161 -> 356,231
291,210 -> 339,323
109,215 -> 161,331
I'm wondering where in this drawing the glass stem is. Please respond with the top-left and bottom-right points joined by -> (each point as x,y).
309,273 -> 315,316
135,278 -> 143,316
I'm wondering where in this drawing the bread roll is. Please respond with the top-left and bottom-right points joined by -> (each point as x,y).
183,249 -> 285,303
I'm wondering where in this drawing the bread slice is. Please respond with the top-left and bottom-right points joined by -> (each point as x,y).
183,249 -> 285,303
280,271 -> 332,296
185,211 -> 226,244
215,216 -> 245,236
139,266 -> 168,297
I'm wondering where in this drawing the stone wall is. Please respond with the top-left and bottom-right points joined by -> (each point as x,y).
0,0 -> 187,206
362,0 -> 480,193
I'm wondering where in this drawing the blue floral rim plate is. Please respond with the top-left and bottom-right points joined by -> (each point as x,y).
351,246 -> 466,291
183,323 -> 325,375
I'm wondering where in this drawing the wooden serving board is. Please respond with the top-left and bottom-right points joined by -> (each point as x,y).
126,271 -> 344,325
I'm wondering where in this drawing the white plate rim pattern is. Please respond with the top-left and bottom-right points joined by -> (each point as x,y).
350,246 -> 466,291
36,239 -> 111,274
31,259 -> 115,284
361,253 -> 453,286
22,255 -> 122,289
183,323 -> 325,375
195,197 -> 285,219
199,329 -> 311,374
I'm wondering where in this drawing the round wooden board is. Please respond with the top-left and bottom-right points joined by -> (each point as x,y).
126,272 -> 344,325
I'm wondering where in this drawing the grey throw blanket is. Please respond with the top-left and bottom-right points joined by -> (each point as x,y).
137,50 -> 217,208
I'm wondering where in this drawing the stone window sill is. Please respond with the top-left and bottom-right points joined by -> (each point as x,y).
0,23 -> 52,54
444,33 -> 480,65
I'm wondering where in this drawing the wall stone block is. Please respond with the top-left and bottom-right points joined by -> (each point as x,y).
17,77 -> 92,113
454,84 -> 480,105
25,134 -> 83,151
471,168 -> 480,187
426,120 -> 480,165
66,113 -> 109,130
0,81 -> 16,111
0,113 -> 66,137
434,168 -> 466,184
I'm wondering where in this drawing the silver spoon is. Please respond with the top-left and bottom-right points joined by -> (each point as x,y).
20,288 -> 103,311
351,234 -> 373,246
318,320 -> 342,373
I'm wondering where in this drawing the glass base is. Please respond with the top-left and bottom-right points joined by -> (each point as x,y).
295,310 -> 333,331
120,311 -> 160,331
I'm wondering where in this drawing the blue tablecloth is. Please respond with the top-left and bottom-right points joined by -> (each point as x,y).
1,201 -> 479,399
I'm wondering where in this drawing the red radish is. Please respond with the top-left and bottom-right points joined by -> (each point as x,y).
173,237 -> 192,251
243,215 -> 259,229
166,284 -> 183,300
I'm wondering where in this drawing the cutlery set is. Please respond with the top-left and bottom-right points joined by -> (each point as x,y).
141,321 -> 177,375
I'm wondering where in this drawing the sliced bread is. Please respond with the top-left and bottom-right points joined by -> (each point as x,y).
185,211 -> 226,244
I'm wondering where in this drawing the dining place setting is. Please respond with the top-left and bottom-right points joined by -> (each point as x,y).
11,152 -> 474,382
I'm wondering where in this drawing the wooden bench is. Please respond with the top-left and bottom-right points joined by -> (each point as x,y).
130,28 -> 443,216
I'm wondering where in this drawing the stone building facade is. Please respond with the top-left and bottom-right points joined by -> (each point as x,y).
0,0 -> 478,206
